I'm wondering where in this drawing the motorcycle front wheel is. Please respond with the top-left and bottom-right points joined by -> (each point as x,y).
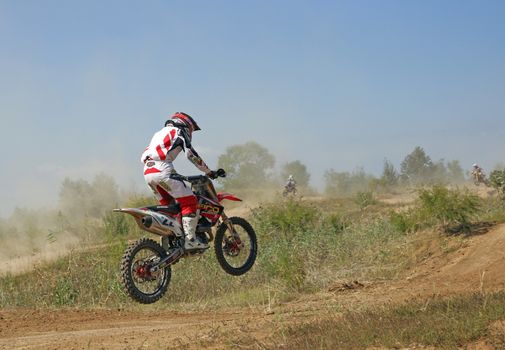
120,237 -> 171,304
215,217 -> 257,276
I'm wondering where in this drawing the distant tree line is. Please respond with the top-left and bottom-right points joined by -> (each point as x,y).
215,142 -> 470,196
216,142 -> 311,191
325,146 -> 466,196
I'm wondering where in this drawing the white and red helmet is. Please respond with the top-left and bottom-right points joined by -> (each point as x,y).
166,112 -> 201,132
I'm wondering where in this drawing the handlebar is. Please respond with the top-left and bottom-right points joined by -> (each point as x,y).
214,168 -> 226,178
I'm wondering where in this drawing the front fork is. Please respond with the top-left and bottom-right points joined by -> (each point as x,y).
220,212 -> 235,236
220,212 -> 244,249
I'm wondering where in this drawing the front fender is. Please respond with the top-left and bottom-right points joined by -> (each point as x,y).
217,192 -> 242,202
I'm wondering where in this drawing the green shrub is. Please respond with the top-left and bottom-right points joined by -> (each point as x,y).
388,186 -> 482,233
389,210 -> 418,234
354,191 -> 378,209
490,169 -> 505,198
251,199 -> 319,237
417,186 -> 481,228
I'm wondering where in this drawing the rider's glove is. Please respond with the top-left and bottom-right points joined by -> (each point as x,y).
207,170 -> 218,179
207,169 -> 226,179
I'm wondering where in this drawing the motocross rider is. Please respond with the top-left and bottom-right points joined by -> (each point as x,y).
472,163 -> 484,179
141,112 -> 217,251
286,175 -> 296,189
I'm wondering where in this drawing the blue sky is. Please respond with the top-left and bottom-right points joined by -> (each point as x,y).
1,0 -> 504,216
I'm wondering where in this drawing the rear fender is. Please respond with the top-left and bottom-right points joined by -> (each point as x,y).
217,192 -> 242,202
113,208 -> 182,236
113,208 -> 151,219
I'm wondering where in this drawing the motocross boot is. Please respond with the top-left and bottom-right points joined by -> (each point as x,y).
182,216 -> 209,251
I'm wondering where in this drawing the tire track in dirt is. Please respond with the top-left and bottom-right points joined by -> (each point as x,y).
0,308 -> 258,350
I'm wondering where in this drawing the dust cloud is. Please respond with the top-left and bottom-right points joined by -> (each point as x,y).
0,173 -> 128,276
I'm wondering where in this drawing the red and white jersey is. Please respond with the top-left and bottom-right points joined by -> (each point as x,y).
141,125 -> 211,174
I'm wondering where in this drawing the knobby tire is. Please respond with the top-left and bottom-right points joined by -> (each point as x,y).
120,237 -> 171,304
214,217 -> 257,276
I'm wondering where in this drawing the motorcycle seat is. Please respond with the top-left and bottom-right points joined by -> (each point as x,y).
146,204 -> 181,215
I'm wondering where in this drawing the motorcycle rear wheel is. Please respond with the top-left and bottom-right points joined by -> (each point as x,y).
215,217 -> 257,276
120,237 -> 171,304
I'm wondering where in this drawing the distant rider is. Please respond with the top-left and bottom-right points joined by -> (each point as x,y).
286,175 -> 296,188
141,112 -> 217,251
471,163 -> 485,182
285,175 -> 296,193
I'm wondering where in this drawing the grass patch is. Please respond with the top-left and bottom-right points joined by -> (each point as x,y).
0,241 -> 128,308
260,292 -> 505,349
354,190 -> 378,209
0,198 -> 413,308
1,189 -> 504,309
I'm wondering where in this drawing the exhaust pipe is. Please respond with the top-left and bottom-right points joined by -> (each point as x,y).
140,215 -> 172,236
141,216 -> 153,228
113,208 -> 180,237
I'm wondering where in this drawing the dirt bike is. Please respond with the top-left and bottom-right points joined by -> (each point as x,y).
114,169 -> 257,304
283,182 -> 297,197
472,170 -> 490,186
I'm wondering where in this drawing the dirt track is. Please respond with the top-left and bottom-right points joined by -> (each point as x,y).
2,224 -> 505,349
